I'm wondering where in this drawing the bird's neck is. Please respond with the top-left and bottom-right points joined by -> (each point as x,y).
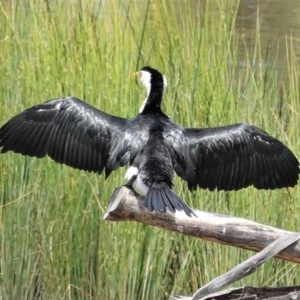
139,86 -> 164,114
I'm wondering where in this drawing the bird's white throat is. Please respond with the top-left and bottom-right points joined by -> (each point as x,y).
139,70 -> 152,113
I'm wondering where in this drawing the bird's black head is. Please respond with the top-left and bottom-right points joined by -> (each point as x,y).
137,66 -> 167,114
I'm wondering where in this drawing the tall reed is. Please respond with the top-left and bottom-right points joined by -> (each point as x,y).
0,1 -> 299,299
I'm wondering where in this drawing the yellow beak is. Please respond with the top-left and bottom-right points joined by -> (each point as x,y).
134,71 -> 142,77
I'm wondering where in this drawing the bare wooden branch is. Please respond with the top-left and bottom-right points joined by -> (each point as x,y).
173,233 -> 300,300
104,186 -> 300,264
173,287 -> 300,300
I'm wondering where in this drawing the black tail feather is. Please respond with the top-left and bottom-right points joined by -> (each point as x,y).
145,187 -> 196,217
161,189 -> 176,213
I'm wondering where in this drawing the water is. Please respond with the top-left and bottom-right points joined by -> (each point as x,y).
236,0 -> 300,79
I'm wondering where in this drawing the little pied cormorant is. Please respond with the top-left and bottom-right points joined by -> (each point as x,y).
0,66 -> 299,217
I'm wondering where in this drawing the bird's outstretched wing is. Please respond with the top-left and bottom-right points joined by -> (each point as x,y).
178,123 -> 299,191
0,97 -> 130,176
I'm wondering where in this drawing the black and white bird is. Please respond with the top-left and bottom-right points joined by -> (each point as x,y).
0,66 -> 299,217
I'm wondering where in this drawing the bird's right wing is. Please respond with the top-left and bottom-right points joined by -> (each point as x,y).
0,97 -> 131,175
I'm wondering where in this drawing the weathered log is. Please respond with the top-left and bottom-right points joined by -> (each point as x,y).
104,186 -> 300,264
174,233 -> 300,299
174,286 -> 300,300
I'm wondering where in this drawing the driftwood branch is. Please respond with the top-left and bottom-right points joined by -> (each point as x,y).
173,233 -> 300,299
104,186 -> 300,264
175,286 -> 300,300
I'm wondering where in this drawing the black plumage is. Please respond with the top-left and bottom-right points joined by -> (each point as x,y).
0,66 -> 299,217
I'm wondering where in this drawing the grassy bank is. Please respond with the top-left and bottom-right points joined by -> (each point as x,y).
0,0 -> 299,299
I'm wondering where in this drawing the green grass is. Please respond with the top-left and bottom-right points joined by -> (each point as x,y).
0,0 -> 300,299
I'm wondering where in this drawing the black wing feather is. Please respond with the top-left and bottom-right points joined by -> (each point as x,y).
0,97 -> 130,175
180,123 -> 299,191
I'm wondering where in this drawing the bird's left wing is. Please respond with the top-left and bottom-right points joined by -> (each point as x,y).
176,123 -> 299,191
0,97 -> 130,175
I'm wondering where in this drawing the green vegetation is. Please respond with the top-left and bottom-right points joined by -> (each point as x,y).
0,0 -> 299,299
